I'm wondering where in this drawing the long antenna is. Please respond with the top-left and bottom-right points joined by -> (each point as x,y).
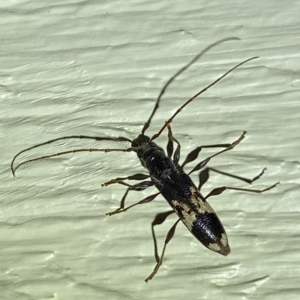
151,56 -> 259,141
11,39 -> 250,175
11,135 -> 132,176
141,37 -> 240,135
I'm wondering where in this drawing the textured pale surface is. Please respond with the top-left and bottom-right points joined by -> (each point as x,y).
1,1 -> 300,299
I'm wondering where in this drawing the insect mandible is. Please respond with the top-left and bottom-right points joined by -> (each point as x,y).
11,40 -> 279,282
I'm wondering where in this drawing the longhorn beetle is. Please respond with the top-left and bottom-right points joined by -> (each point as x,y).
11,40 -> 278,282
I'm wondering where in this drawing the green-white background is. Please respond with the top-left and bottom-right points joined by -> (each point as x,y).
1,1 -> 299,299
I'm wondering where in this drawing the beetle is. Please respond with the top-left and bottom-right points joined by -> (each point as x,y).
11,41 -> 278,282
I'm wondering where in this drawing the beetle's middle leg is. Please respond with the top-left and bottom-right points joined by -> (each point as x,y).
198,167 -> 268,190
198,168 -> 279,199
203,182 -> 279,200
105,180 -> 159,216
102,173 -> 149,187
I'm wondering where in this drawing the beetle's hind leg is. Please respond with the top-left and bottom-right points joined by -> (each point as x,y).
149,211 -> 175,263
145,212 -> 180,283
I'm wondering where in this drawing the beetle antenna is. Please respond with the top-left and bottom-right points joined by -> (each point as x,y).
11,135 -> 132,176
141,37 -> 240,135
151,56 -> 258,141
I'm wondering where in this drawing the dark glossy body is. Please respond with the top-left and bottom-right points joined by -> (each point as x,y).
133,136 -> 230,256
